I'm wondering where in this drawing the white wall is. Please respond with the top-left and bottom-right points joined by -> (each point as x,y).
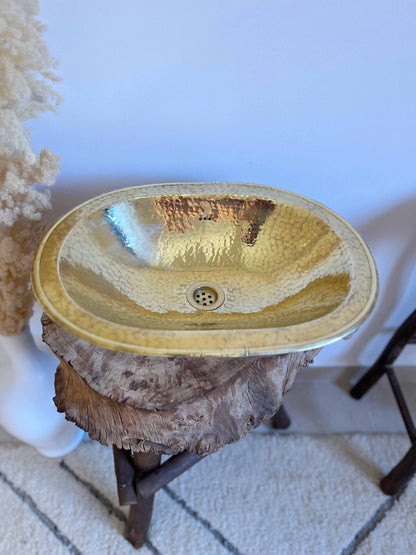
31,0 -> 416,366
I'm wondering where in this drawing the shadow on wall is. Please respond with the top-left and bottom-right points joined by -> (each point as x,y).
347,194 -> 416,366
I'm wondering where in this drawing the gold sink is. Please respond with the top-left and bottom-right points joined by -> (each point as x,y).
31,182 -> 378,356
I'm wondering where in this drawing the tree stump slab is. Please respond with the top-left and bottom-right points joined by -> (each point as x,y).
42,314 -> 320,455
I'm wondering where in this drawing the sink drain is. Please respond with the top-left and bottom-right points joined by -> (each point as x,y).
186,281 -> 225,311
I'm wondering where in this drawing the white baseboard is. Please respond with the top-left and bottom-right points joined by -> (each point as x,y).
276,365 -> 416,434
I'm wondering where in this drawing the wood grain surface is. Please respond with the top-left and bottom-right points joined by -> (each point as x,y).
44,314 -> 320,455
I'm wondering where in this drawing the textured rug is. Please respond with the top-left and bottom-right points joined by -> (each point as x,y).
0,433 -> 414,555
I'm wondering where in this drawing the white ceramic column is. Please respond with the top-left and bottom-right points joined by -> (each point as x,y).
0,326 -> 84,457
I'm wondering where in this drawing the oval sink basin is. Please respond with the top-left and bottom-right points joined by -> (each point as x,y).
32,183 -> 378,356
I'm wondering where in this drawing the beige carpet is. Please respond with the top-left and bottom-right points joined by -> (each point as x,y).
0,433 -> 414,555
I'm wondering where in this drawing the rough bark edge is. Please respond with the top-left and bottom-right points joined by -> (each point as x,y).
43,313 -> 318,412
54,348 -> 320,455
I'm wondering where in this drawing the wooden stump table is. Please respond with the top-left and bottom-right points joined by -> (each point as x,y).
42,314 -> 320,548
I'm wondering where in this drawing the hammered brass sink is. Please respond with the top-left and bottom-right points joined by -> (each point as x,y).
31,182 -> 378,356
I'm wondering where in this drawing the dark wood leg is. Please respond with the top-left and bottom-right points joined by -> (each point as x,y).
271,404 -> 291,430
349,309 -> 416,496
126,452 -> 161,548
350,308 -> 416,399
380,443 -> 416,495
136,451 -> 204,499
384,368 -> 416,442
112,446 -> 137,506
350,361 -> 387,399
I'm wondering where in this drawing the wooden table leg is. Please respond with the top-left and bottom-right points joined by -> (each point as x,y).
380,442 -> 416,495
271,404 -> 291,430
136,451 -> 204,499
113,446 -> 137,506
126,452 -> 161,548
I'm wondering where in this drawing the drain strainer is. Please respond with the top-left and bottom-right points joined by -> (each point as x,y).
186,281 -> 225,311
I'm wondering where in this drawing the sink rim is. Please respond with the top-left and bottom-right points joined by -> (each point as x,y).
31,182 -> 379,357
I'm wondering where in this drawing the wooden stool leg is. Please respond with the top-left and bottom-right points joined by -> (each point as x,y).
113,446 -> 137,506
126,452 -> 161,548
380,443 -> 416,495
271,404 -> 291,430
350,308 -> 416,399
350,360 -> 387,399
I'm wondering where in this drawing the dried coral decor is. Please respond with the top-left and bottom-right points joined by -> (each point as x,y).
32,182 -> 379,546
0,0 -> 83,455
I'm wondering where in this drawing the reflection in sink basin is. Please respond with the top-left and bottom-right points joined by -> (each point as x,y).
32,183 -> 378,356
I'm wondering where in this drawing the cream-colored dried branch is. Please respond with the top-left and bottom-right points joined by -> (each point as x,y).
0,217 -> 44,334
0,0 -> 61,334
0,0 -> 61,122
